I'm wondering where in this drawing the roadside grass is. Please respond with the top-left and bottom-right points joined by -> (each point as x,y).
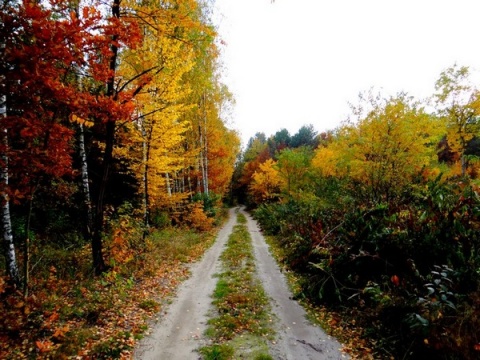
200,213 -> 274,360
0,224 -> 218,359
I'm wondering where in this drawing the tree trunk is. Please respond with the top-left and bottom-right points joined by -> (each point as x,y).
142,134 -> 148,229
202,92 -> 209,195
1,129 -> 20,286
91,0 -> 120,275
461,154 -> 467,177
78,124 -> 93,237
92,120 -> 114,275
166,173 -> 172,196
198,123 -> 205,194
1,65 -> 20,286
196,161 -> 202,193
71,3 -> 93,240
188,172 -> 192,199
141,122 -> 151,239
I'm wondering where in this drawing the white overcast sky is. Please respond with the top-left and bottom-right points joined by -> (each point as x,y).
212,0 -> 480,146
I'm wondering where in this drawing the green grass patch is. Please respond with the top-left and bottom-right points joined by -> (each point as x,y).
228,335 -> 273,360
146,227 -> 216,264
200,213 -> 274,359
237,212 -> 247,224
199,343 -> 234,360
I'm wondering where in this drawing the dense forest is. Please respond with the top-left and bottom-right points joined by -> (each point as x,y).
1,0 -> 239,279
235,65 -> 480,359
1,0 -> 239,357
2,1 -> 480,359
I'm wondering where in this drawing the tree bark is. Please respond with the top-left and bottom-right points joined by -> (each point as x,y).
141,121 -> 151,239
91,0 -> 120,275
198,121 -> 209,195
166,173 -> 172,196
202,92 -> 209,195
78,124 -> 93,237
92,120 -> 114,275
1,61 -> 20,285
1,129 -> 20,286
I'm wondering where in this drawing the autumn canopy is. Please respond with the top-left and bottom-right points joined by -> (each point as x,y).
1,0 -> 239,282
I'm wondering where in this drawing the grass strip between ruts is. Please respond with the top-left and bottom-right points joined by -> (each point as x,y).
199,212 -> 274,360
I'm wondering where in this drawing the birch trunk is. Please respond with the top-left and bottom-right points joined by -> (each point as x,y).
1,73 -> 19,285
1,128 -> 20,286
166,173 -> 172,196
71,2 -> 93,240
198,123 -> 205,194
202,92 -> 209,195
1,47 -> 20,283
78,124 -> 93,237
174,172 -> 179,194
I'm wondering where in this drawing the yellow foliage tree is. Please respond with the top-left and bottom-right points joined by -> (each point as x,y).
312,141 -> 349,178
249,159 -> 281,203
313,94 -> 444,203
207,120 -> 241,196
116,0 -> 208,229
180,17 -> 240,200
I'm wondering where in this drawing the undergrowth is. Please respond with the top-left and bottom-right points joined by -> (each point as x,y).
0,221 -> 218,359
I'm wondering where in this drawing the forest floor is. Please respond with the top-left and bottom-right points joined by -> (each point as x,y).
134,207 -> 349,359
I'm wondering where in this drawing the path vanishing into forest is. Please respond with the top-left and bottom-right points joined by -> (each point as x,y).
134,207 -> 348,360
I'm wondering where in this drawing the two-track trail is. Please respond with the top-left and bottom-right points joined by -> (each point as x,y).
134,207 -> 348,359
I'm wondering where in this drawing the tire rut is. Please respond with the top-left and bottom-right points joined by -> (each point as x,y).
242,208 -> 349,360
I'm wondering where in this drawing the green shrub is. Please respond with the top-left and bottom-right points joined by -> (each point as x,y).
150,209 -> 171,228
192,192 -> 220,217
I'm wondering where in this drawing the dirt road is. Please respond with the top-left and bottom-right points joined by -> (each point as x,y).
134,208 -> 237,359
243,209 -> 348,360
134,207 -> 348,359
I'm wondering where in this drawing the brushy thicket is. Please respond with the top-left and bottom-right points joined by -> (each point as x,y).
254,176 -> 480,359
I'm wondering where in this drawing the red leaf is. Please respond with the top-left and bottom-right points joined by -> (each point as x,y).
391,275 -> 400,287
